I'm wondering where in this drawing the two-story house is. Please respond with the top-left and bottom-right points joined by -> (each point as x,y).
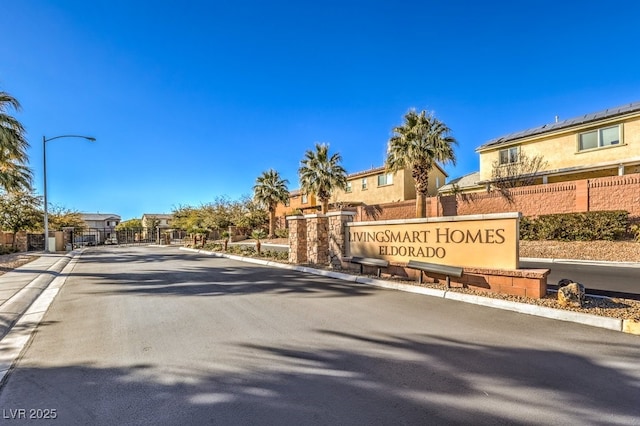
79,213 -> 121,245
141,214 -> 173,239
275,164 -> 447,225
441,101 -> 640,194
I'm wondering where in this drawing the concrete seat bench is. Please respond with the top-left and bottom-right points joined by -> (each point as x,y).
349,256 -> 390,277
407,260 -> 464,287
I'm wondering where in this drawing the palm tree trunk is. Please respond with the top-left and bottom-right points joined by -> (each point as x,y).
321,199 -> 329,214
416,194 -> 427,218
269,210 -> 276,238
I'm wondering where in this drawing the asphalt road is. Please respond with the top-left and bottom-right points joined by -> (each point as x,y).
521,260 -> 640,295
1,246 -> 639,425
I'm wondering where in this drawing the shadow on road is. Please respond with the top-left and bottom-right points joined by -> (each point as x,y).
69,248 -> 376,298
1,332 -> 638,425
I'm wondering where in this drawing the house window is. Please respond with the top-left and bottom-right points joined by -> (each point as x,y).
362,178 -> 368,190
345,182 -> 352,193
377,173 -> 393,186
301,194 -> 308,204
499,147 -> 519,165
285,198 -> 290,207
578,125 -> 620,151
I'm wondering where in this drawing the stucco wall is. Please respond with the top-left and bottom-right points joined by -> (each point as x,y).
479,114 -> 640,181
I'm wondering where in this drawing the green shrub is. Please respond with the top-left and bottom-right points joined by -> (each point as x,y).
631,224 -> 640,242
274,228 -> 289,239
520,210 -> 629,241
0,245 -> 18,255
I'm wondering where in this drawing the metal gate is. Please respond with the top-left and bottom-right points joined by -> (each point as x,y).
27,233 -> 44,251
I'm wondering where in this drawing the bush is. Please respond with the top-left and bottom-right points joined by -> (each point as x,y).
274,228 -> 289,239
631,224 -> 640,242
0,245 -> 18,255
520,210 -> 629,241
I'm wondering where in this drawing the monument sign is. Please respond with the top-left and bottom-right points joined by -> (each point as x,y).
345,213 -> 520,269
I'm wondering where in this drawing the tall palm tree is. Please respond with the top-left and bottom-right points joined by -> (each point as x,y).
386,109 -> 457,218
0,91 -> 32,192
298,143 -> 347,214
253,169 -> 289,238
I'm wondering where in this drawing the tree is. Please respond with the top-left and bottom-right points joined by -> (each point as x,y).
116,218 -> 143,230
253,169 -> 289,237
0,91 -> 32,192
386,109 -> 457,218
0,191 -> 42,248
47,205 -> 86,231
491,151 -> 548,189
298,143 -> 347,214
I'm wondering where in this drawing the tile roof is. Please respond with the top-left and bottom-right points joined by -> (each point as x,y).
438,171 -> 481,192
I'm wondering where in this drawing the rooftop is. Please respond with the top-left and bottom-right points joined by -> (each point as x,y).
477,101 -> 640,152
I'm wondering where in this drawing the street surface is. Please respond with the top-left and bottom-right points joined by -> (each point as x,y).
1,246 -> 639,425
522,260 -> 640,295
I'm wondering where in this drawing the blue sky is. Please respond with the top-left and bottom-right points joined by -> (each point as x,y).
2,1 -> 639,220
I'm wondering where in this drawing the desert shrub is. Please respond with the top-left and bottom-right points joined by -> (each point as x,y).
274,228 -> 289,239
520,210 -> 629,241
0,245 -> 18,255
631,224 -> 640,242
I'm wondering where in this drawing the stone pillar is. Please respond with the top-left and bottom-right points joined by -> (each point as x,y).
287,216 -> 307,264
305,214 -> 329,265
327,211 -> 356,269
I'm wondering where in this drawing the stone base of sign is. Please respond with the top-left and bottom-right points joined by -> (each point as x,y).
341,260 -> 549,299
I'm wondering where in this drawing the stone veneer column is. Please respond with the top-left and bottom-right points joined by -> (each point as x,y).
287,215 -> 307,264
327,211 -> 356,268
305,214 -> 329,265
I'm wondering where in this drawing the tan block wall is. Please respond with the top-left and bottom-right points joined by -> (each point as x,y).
1,231 -> 28,251
433,173 -> 640,218
353,200 -> 418,221
589,174 -> 640,214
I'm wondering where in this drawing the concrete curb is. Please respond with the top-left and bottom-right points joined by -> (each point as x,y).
0,250 -> 82,384
180,247 -> 638,336
0,252 -> 75,341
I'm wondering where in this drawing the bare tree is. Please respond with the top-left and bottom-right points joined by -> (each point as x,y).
491,152 -> 548,190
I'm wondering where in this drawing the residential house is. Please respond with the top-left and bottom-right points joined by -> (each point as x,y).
332,164 -> 447,205
442,101 -> 640,194
79,213 -> 121,244
141,213 -> 173,239
275,164 -> 447,224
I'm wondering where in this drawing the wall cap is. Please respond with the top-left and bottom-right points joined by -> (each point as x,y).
326,211 -> 356,217
345,212 -> 521,227
304,214 -> 328,219
286,215 -> 306,220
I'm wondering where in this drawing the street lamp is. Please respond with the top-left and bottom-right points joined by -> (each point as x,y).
43,134 -> 96,252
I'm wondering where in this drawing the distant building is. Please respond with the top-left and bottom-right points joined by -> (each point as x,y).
79,213 -> 121,245
141,213 -> 174,240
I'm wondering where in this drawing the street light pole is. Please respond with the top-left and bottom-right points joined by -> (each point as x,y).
43,134 -> 96,253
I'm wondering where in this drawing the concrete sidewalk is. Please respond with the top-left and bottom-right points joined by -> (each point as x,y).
0,251 -> 81,341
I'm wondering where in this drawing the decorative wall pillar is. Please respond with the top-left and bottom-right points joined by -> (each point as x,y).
327,211 -> 356,268
305,214 -> 329,265
287,216 -> 307,264
575,180 -> 589,212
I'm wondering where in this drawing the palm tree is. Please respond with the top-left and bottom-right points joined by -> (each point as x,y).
298,143 -> 347,214
386,109 -> 457,218
0,91 -> 32,192
253,169 -> 289,238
